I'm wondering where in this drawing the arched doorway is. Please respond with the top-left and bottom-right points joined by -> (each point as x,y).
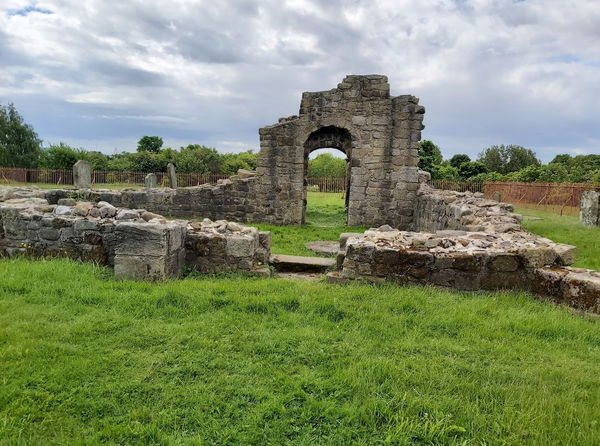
303,126 -> 352,224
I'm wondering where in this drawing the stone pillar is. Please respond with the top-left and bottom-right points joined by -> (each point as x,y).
73,160 -> 92,189
113,221 -> 186,280
167,163 -> 177,189
144,173 -> 157,189
580,190 -> 600,226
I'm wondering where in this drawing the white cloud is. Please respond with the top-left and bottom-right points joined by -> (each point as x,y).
0,0 -> 598,161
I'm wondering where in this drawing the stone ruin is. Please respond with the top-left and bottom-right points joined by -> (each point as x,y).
0,187 -> 270,281
0,74 -> 598,313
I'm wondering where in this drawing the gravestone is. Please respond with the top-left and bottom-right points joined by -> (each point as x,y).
73,160 -> 92,189
580,190 -> 600,226
144,173 -> 157,189
167,163 -> 177,189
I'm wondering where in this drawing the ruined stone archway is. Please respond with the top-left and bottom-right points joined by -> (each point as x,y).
303,126 -> 352,224
254,75 -> 425,227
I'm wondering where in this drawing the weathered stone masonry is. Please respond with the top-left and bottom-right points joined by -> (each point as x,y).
256,74 -> 424,226
0,189 -> 271,281
21,75 -> 424,228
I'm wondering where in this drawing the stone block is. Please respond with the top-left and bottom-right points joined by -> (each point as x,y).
580,190 -> 600,226
73,160 -> 92,189
145,173 -> 158,188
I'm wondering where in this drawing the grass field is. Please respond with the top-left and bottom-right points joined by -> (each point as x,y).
517,207 -> 600,270
1,193 -> 600,444
1,259 -> 599,445
252,192 -> 366,257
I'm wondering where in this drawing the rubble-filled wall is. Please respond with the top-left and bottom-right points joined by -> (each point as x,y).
44,177 -> 260,222
256,74 -> 424,227
580,190 -> 600,226
0,193 -> 271,280
414,183 -> 522,233
331,227 -> 600,313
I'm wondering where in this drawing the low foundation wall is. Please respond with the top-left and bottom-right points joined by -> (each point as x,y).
43,177 -> 259,222
331,227 -> 600,313
0,194 -> 271,280
414,183 -> 521,233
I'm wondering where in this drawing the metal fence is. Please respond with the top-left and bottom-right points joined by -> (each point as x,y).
430,179 -> 484,193
307,177 -> 346,193
0,167 -> 74,185
484,181 -> 599,215
0,167 -> 230,187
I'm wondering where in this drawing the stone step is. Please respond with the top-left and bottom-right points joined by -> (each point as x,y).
269,254 -> 336,273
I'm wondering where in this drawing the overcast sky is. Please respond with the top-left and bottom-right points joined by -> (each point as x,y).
1,0 -> 599,161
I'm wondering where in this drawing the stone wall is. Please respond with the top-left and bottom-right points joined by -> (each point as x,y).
43,176 -> 259,222
580,190 -> 600,226
0,192 -> 271,280
256,75 -> 424,227
414,183 -> 522,233
331,227 -> 599,313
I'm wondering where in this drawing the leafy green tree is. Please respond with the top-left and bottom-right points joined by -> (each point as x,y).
418,140 -> 443,177
177,145 -> 223,174
235,150 -> 258,170
510,165 -> 541,182
0,103 -> 42,168
81,151 -> 110,171
436,165 -> 460,180
222,157 -> 251,175
308,153 -> 347,178
449,154 -> 471,169
137,136 -> 163,153
505,145 -> 540,173
536,163 -> 569,183
478,144 -> 539,174
128,152 -> 166,172
459,161 -> 487,179
550,154 -> 572,165
38,143 -> 80,169
106,153 -> 133,171
593,170 -> 600,185
468,171 -> 507,182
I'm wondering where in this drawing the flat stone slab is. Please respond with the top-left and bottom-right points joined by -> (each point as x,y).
305,241 -> 339,256
270,254 -> 335,273
277,272 -> 323,281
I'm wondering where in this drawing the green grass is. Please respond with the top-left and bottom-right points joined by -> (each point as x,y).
517,207 -> 600,270
1,258 -> 599,445
252,192 -> 366,257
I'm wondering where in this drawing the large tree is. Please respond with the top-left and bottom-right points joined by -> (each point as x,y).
478,144 -> 540,174
418,140 -> 443,177
137,136 -> 163,153
0,103 -> 42,168
308,153 -> 347,178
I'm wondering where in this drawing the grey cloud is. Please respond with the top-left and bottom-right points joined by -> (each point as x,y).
0,0 -> 598,161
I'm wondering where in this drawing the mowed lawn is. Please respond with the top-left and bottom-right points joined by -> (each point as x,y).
252,192 -> 367,257
0,193 -> 599,444
518,207 -> 600,271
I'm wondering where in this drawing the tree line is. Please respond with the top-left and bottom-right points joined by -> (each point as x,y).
2,102 -> 599,183
419,140 -> 600,184
0,103 -> 258,175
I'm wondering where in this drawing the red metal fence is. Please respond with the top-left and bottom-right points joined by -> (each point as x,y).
0,167 -> 73,185
484,181 -> 599,215
430,179 -> 484,193
307,177 -> 346,193
0,167 -> 229,187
